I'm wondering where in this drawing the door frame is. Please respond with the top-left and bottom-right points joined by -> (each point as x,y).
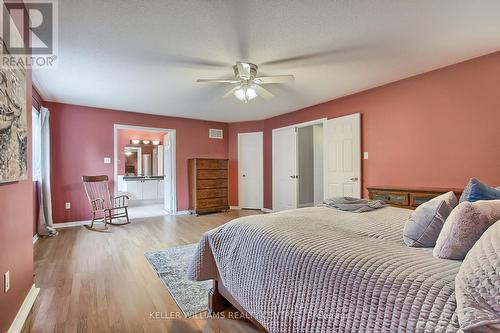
238,132 -> 264,209
113,124 -> 177,215
272,118 -> 327,211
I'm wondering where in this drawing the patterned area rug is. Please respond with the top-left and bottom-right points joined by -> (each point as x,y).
145,243 -> 211,317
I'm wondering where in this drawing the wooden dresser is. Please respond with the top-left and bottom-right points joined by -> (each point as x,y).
188,158 -> 229,215
367,186 -> 463,209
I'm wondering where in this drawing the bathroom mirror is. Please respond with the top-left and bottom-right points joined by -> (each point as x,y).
124,147 -> 142,176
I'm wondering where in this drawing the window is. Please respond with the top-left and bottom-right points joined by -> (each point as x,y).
32,107 -> 41,181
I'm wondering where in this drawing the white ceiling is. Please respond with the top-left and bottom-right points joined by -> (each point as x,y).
33,0 -> 500,122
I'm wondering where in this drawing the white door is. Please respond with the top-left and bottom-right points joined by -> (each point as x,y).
163,133 -> 173,213
238,132 -> 263,209
273,127 -> 298,211
323,113 -> 361,199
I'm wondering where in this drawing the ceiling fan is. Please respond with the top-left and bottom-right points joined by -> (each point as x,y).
196,62 -> 294,103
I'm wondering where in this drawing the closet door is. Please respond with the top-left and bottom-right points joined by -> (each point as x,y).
238,132 -> 263,209
272,127 -> 297,211
323,113 -> 361,199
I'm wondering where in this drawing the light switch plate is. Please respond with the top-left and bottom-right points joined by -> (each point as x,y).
104,157 -> 111,164
4,271 -> 10,293
65,202 -> 71,209
363,152 -> 369,160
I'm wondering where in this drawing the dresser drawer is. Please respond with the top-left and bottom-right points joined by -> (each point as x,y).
197,188 -> 228,199
197,169 -> 227,179
197,179 -> 228,189
197,197 -> 228,209
371,191 -> 409,206
410,192 -> 439,207
196,159 -> 228,170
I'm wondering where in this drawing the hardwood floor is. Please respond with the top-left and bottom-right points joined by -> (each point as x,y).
23,210 -> 264,333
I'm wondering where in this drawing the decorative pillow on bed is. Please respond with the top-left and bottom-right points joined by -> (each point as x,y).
403,191 -> 457,247
433,200 -> 500,260
455,220 -> 500,332
459,178 -> 500,203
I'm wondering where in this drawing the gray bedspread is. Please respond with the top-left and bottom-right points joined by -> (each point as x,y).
188,207 -> 463,333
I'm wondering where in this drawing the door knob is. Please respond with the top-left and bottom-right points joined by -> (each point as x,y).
242,174 -> 246,177
350,177 -> 358,181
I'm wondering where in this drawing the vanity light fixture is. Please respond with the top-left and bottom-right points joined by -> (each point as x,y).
131,139 -> 140,145
142,140 -> 151,144
124,151 -> 133,156
152,140 -> 160,145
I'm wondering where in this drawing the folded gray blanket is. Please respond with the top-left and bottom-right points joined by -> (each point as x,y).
318,197 -> 386,212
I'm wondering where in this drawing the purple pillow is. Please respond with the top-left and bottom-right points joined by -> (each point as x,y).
434,200 -> 500,260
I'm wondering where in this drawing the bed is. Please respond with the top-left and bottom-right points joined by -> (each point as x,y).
188,206 -> 464,332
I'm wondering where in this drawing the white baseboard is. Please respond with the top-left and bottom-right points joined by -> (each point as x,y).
298,202 -> 314,208
261,208 -> 273,213
53,220 -> 94,228
8,284 -> 40,333
32,234 -> 39,244
175,210 -> 190,215
229,206 -> 241,210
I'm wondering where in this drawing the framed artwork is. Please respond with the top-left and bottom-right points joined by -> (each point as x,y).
0,38 -> 27,183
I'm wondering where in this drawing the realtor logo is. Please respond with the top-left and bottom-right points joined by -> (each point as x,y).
1,0 -> 58,68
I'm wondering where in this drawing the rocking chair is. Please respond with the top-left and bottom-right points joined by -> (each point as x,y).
82,175 -> 130,231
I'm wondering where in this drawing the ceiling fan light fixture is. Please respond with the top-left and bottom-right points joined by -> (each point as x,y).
246,86 -> 257,100
234,85 -> 258,103
234,87 -> 246,101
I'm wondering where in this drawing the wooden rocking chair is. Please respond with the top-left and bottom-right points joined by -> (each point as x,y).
82,175 -> 130,232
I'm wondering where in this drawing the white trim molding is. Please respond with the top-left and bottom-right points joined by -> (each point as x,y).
271,118 -> 327,133
175,210 -> 190,216
8,284 -> 40,333
261,208 -> 273,213
32,234 -> 39,244
229,206 -> 241,210
53,220 -> 94,228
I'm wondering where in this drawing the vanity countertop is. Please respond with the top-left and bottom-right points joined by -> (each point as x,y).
123,176 -> 164,181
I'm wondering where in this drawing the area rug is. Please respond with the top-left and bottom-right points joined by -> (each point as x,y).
145,243 -> 211,317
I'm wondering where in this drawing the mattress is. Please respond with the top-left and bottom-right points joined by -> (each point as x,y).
188,206 -> 463,333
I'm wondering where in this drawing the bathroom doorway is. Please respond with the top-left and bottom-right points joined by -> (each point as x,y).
113,124 -> 177,217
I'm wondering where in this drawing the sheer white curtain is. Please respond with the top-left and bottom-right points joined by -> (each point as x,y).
32,106 -> 57,236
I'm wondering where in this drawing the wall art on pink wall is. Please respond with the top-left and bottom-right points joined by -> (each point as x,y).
0,42 -> 27,183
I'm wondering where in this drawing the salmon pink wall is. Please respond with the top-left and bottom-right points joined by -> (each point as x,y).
228,51 -> 500,209
116,128 -> 167,175
48,102 -> 227,223
0,22 -> 34,333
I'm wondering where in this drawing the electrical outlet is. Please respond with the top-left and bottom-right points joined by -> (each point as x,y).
65,202 -> 71,209
4,271 -> 10,293
103,157 -> 111,164
363,152 -> 369,160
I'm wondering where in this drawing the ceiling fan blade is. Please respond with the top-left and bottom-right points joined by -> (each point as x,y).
236,62 -> 251,80
255,85 -> 273,100
260,49 -> 343,66
197,79 -> 239,83
223,86 -> 239,98
254,75 -> 294,84
163,55 -> 231,68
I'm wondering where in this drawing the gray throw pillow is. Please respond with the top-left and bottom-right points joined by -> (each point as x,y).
455,220 -> 500,331
403,191 -> 458,247
434,200 -> 500,260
